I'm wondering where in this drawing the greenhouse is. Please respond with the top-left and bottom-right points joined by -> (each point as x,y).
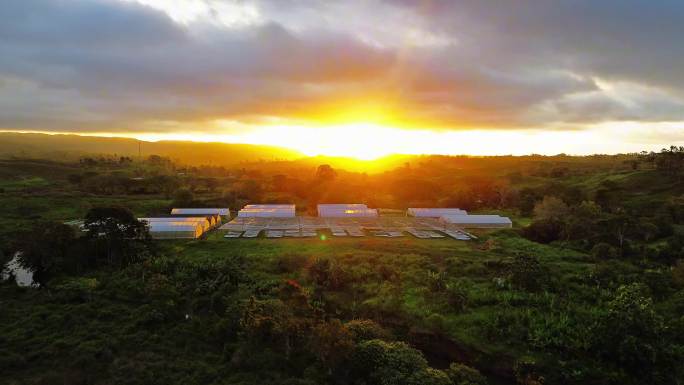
171,208 -> 230,217
238,204 -> 296,218
407,208 -> 468,217
156,214 -> 221,227
140,217 -> 212,233
318,204 -> 378,217
439,214 -> 512,228
147,221 -> 204,239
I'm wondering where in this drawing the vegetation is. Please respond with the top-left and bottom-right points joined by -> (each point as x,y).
1,143 -> 684,384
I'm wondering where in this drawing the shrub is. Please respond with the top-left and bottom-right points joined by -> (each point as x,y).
508,255 -> 547,292
445,362 -> 488,385
445,279 -> 470,312
345,319 -> 393,342
277,254 -> 308,273
514,356 -> 544,385
591,242 -> 618,260
172,188 -> 194,207
672,260 -> 684,288
591,284 -> 681,383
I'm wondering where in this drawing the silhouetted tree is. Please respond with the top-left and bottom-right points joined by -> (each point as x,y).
83,207 -> 152,267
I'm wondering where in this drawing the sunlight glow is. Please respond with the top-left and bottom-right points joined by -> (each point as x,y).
7,121 -> 682,161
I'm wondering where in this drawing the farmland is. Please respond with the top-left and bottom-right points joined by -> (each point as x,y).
2,147 -> 684,385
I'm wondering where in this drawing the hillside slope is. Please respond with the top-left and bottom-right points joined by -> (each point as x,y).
0,132 -> 304,166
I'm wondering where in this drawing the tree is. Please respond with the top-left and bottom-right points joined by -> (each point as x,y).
445,363 -> 488,385
654,146 -> 684,178
522,219 -> 564,243
533,196 -> 569,222
591,284 -> 681,383
309,319 -> 354,372
599,210 -> 635,254
149,175 -> 180,198
508,254 -> 547,292
591,242 -> 618,260
345,320 -> 392,342
517,188 -> 542,216
172,188 -> 194,207
83,207 -> 152,267
315,164 -> 337,182
308,257 -> 347,291
16,222 -> 76,287
564,201 -> 601,241
350,339 -> 450,385
204,177 -> 219,193
237,179 -> 262,201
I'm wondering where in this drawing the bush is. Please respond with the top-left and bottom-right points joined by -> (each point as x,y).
350,340 -> 431,384
591,242 -> 618,260
514,356 -> 544,385
277,254 -> 308,273
508,255 -> 547,292
345,319 -> 393,342
672,260 -> 684,288
445,362 -> 488,385
172,188 -> 194,207
522,219 -> 564,243
445,279 -> 470,312
591,284 -> 681,383
0,349 -> 27,370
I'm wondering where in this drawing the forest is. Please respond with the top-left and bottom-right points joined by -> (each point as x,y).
1,145 -> 684,385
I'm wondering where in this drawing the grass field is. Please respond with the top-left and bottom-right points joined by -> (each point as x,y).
3,229 -> 592,383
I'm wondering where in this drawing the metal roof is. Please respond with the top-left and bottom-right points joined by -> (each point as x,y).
171,208 -> 230,216
407,208 -> 468,217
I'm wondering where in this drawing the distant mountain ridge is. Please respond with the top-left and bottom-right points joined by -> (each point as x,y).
0,132 -> 304,166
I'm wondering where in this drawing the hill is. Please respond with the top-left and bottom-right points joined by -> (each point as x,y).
0,132 -> 304,166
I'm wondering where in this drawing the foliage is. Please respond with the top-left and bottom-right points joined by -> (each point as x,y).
507,254 -> 548,292
172,188 -> 194,206
15,221 -> 75,287
446,362 -> 488,385
83,206 -> 154,267
590,284 -> 682,383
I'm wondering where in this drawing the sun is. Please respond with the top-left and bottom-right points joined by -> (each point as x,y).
263,123 -> 399,160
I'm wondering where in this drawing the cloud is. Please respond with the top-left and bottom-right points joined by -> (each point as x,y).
0,0 -> 683,134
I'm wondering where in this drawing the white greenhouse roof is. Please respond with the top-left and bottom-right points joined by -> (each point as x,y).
318,204 -> 378,217
148,222 -> 200,230
318,204 -> 368,209
147,221 -> 203,232
407,208 -> 468,217
148,222 -> 203,239
238,204 -> 296,218
171,208 -> 230,216
243,204 -> 295,209
140,217 -> 210,231
140,217 -> 209,222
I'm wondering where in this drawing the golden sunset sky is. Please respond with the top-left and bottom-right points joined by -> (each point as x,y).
1,0 -> 683,159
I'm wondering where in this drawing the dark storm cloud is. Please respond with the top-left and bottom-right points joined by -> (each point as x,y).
0,0 -> 683,132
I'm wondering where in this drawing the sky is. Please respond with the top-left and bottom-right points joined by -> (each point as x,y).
1,0 -> 683,159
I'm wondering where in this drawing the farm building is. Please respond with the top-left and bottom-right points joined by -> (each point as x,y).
140,217 -> 212,233
439,214 -> 512,228
407,208 -> 468,217
238,204 -> 296,218
147,221 -> 204,239
171,208 -> 230,217
318,204 -> 378,217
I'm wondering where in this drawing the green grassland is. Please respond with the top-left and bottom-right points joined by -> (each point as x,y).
2,231 -> 595,384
